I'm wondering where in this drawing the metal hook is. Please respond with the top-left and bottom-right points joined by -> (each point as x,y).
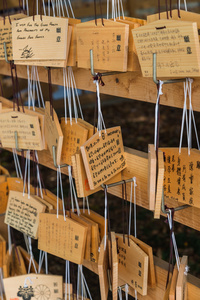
161,189 -> 190,214
90,49 -> 124,77
4,42 -> 14,64
101,177 -> 134,189
52,145 -> 68,169
153,53 -> 187,85
14,131 -> 23,152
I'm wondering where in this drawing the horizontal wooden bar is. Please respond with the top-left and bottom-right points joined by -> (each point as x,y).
1,61 -> 200,112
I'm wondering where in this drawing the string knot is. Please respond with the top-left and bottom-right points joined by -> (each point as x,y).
158,80 -> 163,96
184,265 -> 190,275
93,73 -> 105,86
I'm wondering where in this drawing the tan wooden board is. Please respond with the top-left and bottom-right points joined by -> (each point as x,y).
115,18 -> 141,72
160,148 -> 200,209
147,10 -> 200,41
176,256 -> 188,300
78,214 -> 100,263
129,235 -> 156,288
38,213 -> 87,264
120,17 -> 147,26
98,238 -> 109,300
116,234 -> 148,295
154,151 -> 164,219
81,209 -> 106,242
82,258 -> 99,275
169,265 -> 178,300
4,190 -> 46,239
0,14 -> 27,61
45,101 -> 63,166
0,235 -> 6,268
0,165 -> 10,176
14,25 -> 72,68
132,19 -> 200,78
0,214 -> 8,242
77,118 -> 96,139
110,232 -> 118,300
148,144 -> 157,211
3,247 -> 15,278
76,18 -> 129,72
0,110 -> 43,150
61,118 -> 88,166
81,127 -> 126,190
34,195 -> 53,212
4,273 -> 63,300
67,18 -> 81,66
3,61 -> 200,113
12,15 -> 68,62
0,181 -> 9,214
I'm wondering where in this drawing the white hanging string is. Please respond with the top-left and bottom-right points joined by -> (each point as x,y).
154,80 -> 163,151
77,265 -> 93,300
68,165 -> 80,215
36,0 -> 39,15
70,67 -> 84,120
0,268 -> 4,300
65,261 -> 71,300
42,0 -> 46,15
119,0 -> 124,19
178,0 -> 187,11
83,197 -> 90,214
179,78 -> 200,155
35,151 -> 44,199
118,286 -> 122,300
68,0 -> 75,18
63,0 -> 70,18
27,237 -> 38,274
125,283 -> 129,300
167,210 -> 181,271
93,79 -> 106,136
24,234 -> 30,253
56,166 -> 66,220
38,251 -> 48,274
23,150 -> 31,198
69,68 -> 78,122
107,0 -> 109,19
13,149 -> 23,179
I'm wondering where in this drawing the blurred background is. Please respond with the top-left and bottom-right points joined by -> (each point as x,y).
1,0 -> 200,299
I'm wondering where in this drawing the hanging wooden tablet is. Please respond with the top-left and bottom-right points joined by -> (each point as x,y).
169,265 -> 178,300
38,213 -> 87,264
0,110 -> 43,150
76,19 -> 129,72
176,256 -> 188,300
34,195 -> 53,212
116,234 -> 148,296
4,273 -> 63,300
129,235 -> 156,288
4,191 -> 46,239
78,118 -> 97,139
115,18 -> 141,72
12,16 -> 68,62
0,235 -> 6,268
60,118 -> 89,166
154,151 -> 164,219
110,232 -> 118,300
81,209 -> 106,241
3,246 -> 15,278
120,17 -> 146,25
148,144 -> 157,211
81,127 -> 126,190
14,25 -> 72,68
67,18 -> 81,66
78,214 -> 100,263
0,181 -> 9,214
98,238 -> 109,300
0,214 -> 8,242
132,20 -> 200,77
161,148 -> 200,208
45,101 -> 63,166
13,246 -> 27,276
147,10 -> 200,40
0,14 -> 27,61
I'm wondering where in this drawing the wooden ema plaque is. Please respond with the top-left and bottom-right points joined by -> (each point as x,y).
0,14 -> 27,61
81,127 -> 126,190
0,235 -> 6,269
154,150 -> 165,219
110,232 -> 118,300
98,238 -> 109,300
76,18 -> 129,72
0,181 -> 9,214
12,16 -> 68,62
18,246 -> 41,274
132,19 -> 200,77
13,246 -> 27,276
116,234 -> 148,296
148,144 -> 157,211
38,213 -> 87,265
147,10 -> 200,41
4,191 -> 46,239
45,102 -> 63,166
161,148 -> 200,209
67,18 -> 81,66
169,265 -> 178,300
0,110 -> 43,150
4,274 -> 63,300
60,118 -> 89,166
176,256 -> 188,300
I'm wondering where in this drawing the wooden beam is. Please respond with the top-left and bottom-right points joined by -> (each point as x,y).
1,61 -> 200,111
